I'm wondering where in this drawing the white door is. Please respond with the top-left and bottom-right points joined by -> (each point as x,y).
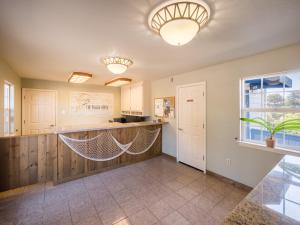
177,83 -> 206,171
22,89 -> 57,135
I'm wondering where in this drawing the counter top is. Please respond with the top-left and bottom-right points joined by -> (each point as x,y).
222,155 -> 300,225
55,121 -> 166,134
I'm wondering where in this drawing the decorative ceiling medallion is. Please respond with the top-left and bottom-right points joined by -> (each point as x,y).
103,56 -> 133,75
148,0 -> 210,46
105,77 -> 132,87
68,72 -> 92,83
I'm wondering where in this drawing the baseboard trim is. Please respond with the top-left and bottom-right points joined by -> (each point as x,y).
160,153 -> 252,191
161,153 -> 177,161
206,170 -> 252,192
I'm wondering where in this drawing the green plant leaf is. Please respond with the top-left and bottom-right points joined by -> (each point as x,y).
240,117 -> 273,134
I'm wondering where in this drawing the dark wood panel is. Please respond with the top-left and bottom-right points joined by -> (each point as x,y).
0,134 -> 57,192
56,125 -> 162,184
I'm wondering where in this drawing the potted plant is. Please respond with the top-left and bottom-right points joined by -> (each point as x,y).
240,117 -> 300,148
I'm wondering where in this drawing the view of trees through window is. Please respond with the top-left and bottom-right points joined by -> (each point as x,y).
241,71 -> 300,150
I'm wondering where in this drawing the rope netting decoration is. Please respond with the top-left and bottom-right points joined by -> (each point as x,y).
59,128 -> 161,161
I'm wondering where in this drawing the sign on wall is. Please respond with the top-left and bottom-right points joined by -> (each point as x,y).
69,92 -> 113,115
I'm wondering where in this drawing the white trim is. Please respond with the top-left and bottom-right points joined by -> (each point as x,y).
22,88 -> 58,135
241,68 -> 300,80
176,81 -> 207,173
238,141 -> 300,157
241,108 -> 300,113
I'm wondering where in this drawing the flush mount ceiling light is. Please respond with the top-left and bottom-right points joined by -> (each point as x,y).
103,56 -> 133,75
68,72 -> 92,83
105,77 -> 132,87
148,0 -> 210,46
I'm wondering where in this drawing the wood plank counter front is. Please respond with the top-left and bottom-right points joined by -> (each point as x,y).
0,122 -> 163,191
56,124 -> 162,184
0,134 -> 57,191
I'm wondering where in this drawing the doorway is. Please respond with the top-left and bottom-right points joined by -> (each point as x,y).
177,82 -> 206,172
22,88 -> 57,135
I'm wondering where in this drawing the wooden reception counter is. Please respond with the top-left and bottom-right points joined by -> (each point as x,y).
0,122 -> 163,192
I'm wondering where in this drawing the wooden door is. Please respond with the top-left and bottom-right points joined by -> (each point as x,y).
22,89 -> 57,135
177,83 -> 206,171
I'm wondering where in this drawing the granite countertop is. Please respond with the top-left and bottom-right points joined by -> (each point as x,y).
222,155 -> 300,225
55,121 -> 167,134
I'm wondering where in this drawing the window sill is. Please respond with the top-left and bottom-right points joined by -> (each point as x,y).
238,141 -> 300,156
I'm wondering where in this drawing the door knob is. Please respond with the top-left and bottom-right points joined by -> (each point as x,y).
50,124 -> 55,127
178,128 -> 183,131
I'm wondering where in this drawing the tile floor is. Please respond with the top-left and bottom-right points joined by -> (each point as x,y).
0,156 -> 249,225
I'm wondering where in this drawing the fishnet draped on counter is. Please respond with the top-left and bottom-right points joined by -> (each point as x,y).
59,128 -> 161,161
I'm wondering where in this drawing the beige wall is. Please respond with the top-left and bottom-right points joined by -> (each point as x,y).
21,79 -> 121,129
0,58 -> 21,136
152,43 -> 300,187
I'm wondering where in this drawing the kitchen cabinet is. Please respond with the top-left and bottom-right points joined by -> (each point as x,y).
121,81 -> 150,116
121,84 -> 131,114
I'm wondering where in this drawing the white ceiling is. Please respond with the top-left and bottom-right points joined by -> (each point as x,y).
0,0 -> 300,85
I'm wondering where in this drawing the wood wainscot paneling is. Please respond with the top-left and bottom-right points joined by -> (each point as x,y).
0,134 -> 57,192
56,125 -> 162,184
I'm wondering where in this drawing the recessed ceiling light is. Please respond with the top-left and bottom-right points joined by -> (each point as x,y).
68,72 -> 92,83
103,56 -> 133,75
148,0 -> 210,46
105,77 -> 132,87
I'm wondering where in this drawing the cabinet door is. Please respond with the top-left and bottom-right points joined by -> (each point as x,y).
121,85 -> 131,112
130,83 -> 143,112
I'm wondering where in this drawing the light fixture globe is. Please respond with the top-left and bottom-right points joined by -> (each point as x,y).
148,0 -> 210,46
103,57 -> 133,75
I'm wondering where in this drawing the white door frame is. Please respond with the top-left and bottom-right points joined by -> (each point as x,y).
22,88 -> 58,135
176,82 -> 207,173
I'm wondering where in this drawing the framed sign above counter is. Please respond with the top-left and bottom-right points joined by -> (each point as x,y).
69,92 -> 113,115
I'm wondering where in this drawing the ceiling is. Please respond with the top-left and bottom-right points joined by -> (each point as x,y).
0,0 -> 300,85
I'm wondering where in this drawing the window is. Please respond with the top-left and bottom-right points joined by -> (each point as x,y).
4,81 -> 14,136
240,70 -> 300,150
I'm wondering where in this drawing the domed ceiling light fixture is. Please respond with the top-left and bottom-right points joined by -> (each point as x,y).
148,0 -> 210,46
103,56 -> 133,75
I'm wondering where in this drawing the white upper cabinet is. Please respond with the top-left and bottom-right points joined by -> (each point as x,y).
121,84 -> 131,113
121,81 -> 150,116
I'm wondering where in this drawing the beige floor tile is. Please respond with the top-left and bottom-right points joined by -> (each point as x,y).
0,156 -> 249,225
94,195 -> 119,213
211,205 -> 231,222
177,202 -> 207,224
119,197 -> 145,216
114,218 -> 132,225
73,215 -> 102,225
200,188 -> 225,205
162,193 -> 187,210
147,200 -> 174,219
176,186 -> 199,200
176,175 -> 196,185
129,208 -> 158,225
160,211 -> 191,225
99,207 -> 126,225
139,191 -> 160,207
163,180 -> 184,191
113,189 -> 135,204
190,195 -> 215,212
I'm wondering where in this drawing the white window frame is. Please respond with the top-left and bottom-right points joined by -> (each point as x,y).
4,81 -> 15,136
239,69 -> 300,154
